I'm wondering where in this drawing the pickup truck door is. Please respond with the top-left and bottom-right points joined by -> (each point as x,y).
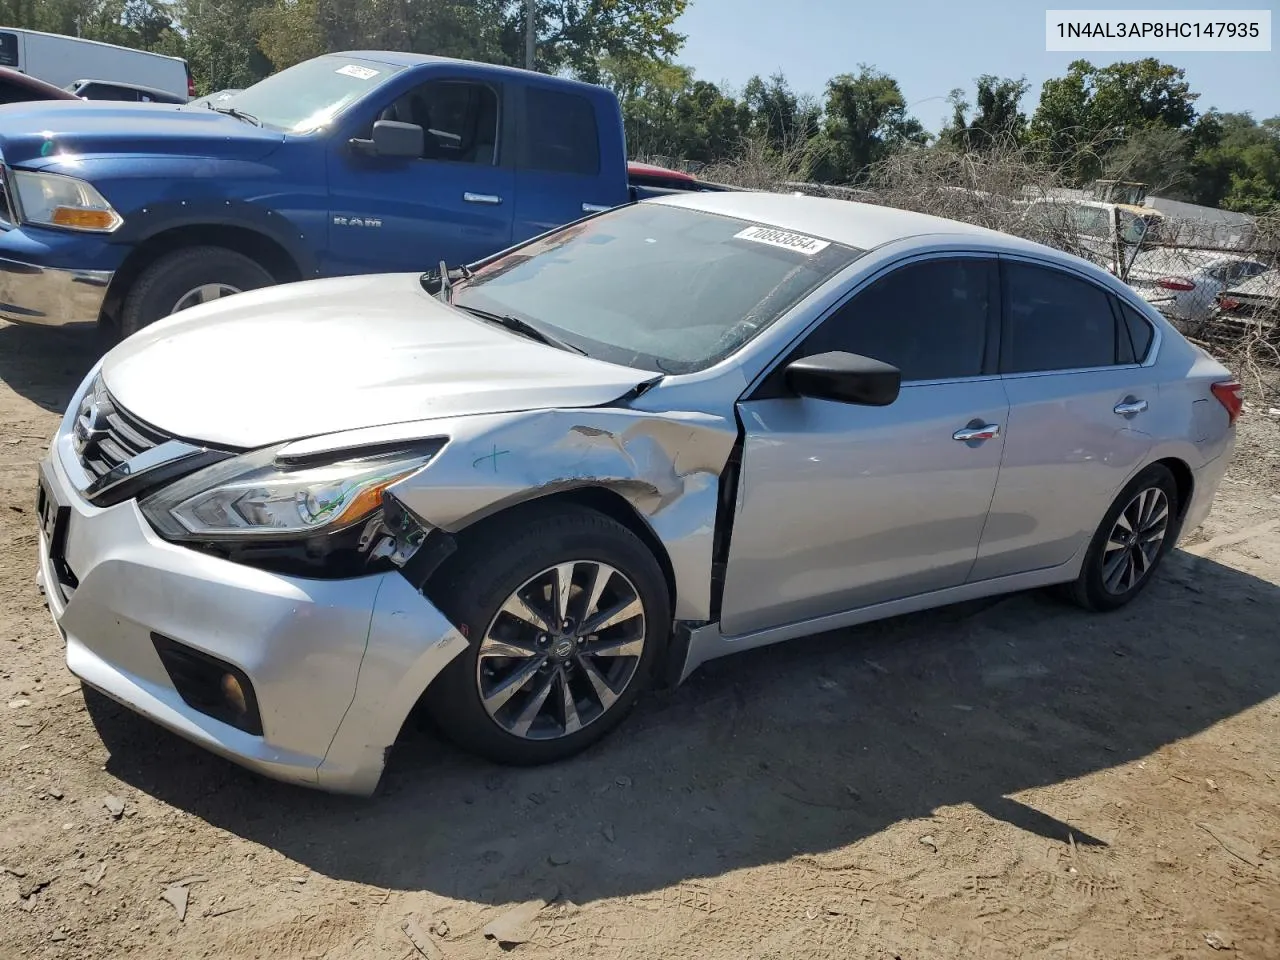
324,76 -> 516,276
511,80 -> 630,244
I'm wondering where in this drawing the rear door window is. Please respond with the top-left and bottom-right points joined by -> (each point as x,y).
522,87 -> 600,175
1001,262 -> 1119,373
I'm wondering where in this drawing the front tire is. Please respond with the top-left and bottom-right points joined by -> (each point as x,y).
425,504 -> 671,765
1065,463 -> 1180,612
119,246 -> 275,338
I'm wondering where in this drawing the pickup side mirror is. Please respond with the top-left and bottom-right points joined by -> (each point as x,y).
350,120 -> 423,159
784,351 -> 901,406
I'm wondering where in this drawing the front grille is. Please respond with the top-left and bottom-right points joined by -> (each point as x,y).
72,376 -> 169,482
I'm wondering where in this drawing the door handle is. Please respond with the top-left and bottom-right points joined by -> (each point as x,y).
463,192 -> 503,205
1114,397 -> 1149,418
582,202 -> 612,214
953,422 -> 1001,442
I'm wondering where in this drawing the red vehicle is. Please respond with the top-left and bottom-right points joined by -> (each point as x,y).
0,65 -> 80,105
626,160 -> 736,193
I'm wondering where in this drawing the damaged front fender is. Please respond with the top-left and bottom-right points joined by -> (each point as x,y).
279,405 -> 739,622
388,406 -> 738,622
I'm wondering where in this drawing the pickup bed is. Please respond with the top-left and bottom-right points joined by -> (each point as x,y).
0,50 -> 718,338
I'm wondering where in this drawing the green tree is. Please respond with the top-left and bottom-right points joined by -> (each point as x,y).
943,75 -> 1029,151
1029,58 -> 1199,183
814,65 -> 928,183
526,0 -> 687,82
1103,125 -> 1192,196
0,0 -> 181,52
1187,112 -> 1280,213
176,0 -> 275,93
741,72 -> 821,153
598,54 -> 752,163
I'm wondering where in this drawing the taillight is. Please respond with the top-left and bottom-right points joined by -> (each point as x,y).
186,66 -> 196,98
1157,276 -> 1196,291
1211,380 -> 1243,426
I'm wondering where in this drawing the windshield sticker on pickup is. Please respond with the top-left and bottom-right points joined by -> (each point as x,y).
733,226 -> 831,256
336,64 -> 380,80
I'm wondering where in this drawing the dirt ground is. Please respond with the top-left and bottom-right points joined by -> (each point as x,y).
2,319 -> 1279,960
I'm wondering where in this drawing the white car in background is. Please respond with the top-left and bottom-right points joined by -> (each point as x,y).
1126,251 -> 1270,324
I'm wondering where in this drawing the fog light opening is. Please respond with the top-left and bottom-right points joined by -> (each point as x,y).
151,633 -> 264,736
220,673 -> 248,716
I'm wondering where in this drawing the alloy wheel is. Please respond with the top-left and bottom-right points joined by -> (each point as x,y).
476,561 -> 647,740
1101,486 -> 1170,595
172,282 -> 242,314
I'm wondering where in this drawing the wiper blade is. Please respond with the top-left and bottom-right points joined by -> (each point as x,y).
208,104 -> 261,126
420,260 -> 472,302
456,305 -> 585,355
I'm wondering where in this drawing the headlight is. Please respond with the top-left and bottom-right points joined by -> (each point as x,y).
141,441 -> 444,541
10,170 -> 123,232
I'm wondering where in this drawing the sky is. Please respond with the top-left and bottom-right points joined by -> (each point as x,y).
674,0 -> 1278,133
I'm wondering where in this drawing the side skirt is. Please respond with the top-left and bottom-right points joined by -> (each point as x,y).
676,561 -> 1081,684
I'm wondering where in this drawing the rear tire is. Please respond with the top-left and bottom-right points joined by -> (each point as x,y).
424,504 -> 671,766
1065,463 -> 1180,612
119,246 -> 274,339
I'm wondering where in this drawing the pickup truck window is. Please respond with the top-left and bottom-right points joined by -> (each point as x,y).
453,203 -> 862,374
374,80 -> 499,165
212,54 -> 405,133
523,87 -> 600,176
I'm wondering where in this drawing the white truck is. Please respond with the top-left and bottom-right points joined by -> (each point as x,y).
0,27 -> 191,100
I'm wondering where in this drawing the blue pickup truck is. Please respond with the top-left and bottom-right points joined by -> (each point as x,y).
0,50 -> 695,338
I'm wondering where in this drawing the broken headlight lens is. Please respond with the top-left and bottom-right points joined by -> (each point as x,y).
141,442 -> 444,541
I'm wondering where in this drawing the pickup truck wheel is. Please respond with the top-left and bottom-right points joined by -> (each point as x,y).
425,504 -> 671,766
119,246 -> 274,338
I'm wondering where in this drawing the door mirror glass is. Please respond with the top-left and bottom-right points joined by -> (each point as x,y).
351,120 -> 423,158
785,351 -> 901,406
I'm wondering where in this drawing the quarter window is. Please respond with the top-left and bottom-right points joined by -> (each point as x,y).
522,87 -> 600,175
1001,262 -> 1117,373
800,258 -> 994,382
1119,301 -> 1155,363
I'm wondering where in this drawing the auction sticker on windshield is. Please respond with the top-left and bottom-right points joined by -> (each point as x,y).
734,225 -> 831,255
336,64 -> 380,80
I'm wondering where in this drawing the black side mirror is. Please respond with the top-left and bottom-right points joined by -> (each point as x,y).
784,351 -> 901,406
350,120 -> 423,159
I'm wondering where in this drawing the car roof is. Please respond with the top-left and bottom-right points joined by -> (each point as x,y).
324,50 -> 608,95
72,78 -> 185,101
648,190 -> 1046,254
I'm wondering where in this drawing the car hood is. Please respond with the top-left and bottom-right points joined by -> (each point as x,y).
0,100 -> 284,168
100,273 -> 654,449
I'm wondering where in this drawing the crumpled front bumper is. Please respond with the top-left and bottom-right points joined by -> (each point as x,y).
37,444 -> 468,795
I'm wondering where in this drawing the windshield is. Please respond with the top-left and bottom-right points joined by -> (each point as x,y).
207,55 -> 404,133
450,204 -> 863,374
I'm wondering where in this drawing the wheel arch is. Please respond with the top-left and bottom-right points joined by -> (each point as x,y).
101,222 -> 306,327
425,486 -> 680,622
1153,455 -> 1195,523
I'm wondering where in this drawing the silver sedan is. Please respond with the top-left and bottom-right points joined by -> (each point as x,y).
36,193 -> 1240,793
